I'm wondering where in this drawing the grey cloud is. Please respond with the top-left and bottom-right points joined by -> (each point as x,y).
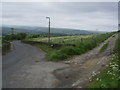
1,2 -> 118,31
53,2 -> 117,13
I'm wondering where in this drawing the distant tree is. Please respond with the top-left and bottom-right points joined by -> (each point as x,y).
3,33 -> 27,41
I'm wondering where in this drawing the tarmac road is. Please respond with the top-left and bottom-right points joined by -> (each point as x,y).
3,40 -> 69,88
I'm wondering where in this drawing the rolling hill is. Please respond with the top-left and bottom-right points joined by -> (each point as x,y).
2,25 -> 106,36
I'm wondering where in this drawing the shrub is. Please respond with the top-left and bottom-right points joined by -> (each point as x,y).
27,35 -> 40,38
49,46 -> 84,61
3,33 -> 27,41
49,52 -> 68,61
59,46 -> 81,56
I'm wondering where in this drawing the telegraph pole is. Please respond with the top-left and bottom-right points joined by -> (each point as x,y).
46,17 -> 51,46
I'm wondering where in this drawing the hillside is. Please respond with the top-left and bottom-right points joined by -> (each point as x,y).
2,26 -> 106,36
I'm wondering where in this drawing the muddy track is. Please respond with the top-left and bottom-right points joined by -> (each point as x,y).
53,34 -> 118,88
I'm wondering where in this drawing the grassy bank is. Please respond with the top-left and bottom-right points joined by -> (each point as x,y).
25,32 -> 115,61
88,32 -> 119,88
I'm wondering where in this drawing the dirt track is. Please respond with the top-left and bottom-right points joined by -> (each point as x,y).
3,34 -> 117,88
53,34 -> 118,88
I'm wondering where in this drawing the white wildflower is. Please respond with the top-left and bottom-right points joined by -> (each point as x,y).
96,78 -> 99,81
106,65 -> 108,67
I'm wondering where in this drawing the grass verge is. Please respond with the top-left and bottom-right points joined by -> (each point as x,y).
88,33 -> 120,88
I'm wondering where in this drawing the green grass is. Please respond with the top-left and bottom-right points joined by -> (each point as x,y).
48,46 -> 83,61
88,54 -> 119,88
99,43 -> 109,52
27,33 -> 114,45
88,33 -> 120,88
26,32 -> 115,61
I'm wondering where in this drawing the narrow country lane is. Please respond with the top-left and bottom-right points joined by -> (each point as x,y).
3,41 -> 69,88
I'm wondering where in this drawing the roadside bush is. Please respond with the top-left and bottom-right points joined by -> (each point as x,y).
78,42 -> 94,53
27,35 -> 40,38
49,52 -> 68,61
59,46 -> 81,55
3,34 -> 16,41
16,33 -> 27,40
3,33 -> 27,41
49,46 -> 84,61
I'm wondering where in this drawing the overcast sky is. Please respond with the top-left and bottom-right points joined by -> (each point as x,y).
2,2 -> 118,31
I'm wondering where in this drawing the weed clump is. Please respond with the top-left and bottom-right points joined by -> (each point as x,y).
49,46 -> 83,61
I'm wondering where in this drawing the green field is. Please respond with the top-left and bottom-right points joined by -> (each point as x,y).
25,32 -> 115,61
27,33 -> 112,45
88,33 -> 120,88
26,35 -> 92,44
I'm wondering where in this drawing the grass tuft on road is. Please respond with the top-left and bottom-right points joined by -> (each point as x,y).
99,43 -> 109,53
